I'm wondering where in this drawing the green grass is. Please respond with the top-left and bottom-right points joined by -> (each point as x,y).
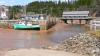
88,30 -> 100,38
0,23 -> 8,29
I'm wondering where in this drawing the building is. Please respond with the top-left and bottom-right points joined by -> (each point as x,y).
0,5 -> 9,20
21,14 -> 47,20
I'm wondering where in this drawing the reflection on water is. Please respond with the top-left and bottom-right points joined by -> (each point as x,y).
0,24 -> 89,48
47,24 -> 89,44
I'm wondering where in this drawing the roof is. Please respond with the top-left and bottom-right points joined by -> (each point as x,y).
62,11 -> 89,17
63,11 -> 89,15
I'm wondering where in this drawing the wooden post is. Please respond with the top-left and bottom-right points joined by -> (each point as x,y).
79,19 -> 82,24
63,19 -> 66,23
90,20 -> 92,30
71,19 -> 73,24
85,19 -> 90,24
94,25 -> 96,31
66,20 -> 68,24
63,19 -> 68,24
39,20 -> 47,30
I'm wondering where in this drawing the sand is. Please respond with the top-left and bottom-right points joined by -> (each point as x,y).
3,48 -> 87,56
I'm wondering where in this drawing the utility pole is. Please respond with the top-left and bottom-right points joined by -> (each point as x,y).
46,10 -> 47,15
23,4 -> 27,16
50,7 -> 52,16
12,7 -> 15,20
68,0 -> 70,4
41,9 -> 43,14
10,3 -> 14,19
24,5 -> 27,16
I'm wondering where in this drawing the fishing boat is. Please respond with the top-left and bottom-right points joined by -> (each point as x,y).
13,20 -> 40,30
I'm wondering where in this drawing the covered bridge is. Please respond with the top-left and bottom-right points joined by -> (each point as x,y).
61,11 -> 95,24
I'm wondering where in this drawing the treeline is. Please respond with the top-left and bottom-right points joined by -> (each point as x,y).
9,0 -> 95,19
27,0 -> 94,17
9,6 -> 23,19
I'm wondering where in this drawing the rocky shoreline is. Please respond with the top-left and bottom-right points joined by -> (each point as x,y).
56,33 -> 100,56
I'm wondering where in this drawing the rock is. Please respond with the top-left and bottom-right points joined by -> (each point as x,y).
57,33 -> 100,56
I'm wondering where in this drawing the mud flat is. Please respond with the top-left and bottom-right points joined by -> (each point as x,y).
0,23 -> 91,56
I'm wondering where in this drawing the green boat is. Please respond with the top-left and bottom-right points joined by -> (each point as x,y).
13,21 -> 40,29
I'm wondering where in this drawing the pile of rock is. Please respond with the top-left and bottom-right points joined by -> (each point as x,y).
57,33 -> 100,56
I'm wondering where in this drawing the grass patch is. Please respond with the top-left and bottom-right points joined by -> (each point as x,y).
88,30 -> 100,38
0,23 -> 8,29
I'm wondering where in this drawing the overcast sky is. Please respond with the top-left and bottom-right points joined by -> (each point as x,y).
0,0 -> 70,6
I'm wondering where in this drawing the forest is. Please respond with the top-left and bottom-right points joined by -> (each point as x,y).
9,0 -> 100,19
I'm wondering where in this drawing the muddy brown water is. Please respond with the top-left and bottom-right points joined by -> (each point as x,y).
0,24 -> 89,49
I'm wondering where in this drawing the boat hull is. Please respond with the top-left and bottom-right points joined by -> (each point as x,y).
13,24 -> 40,30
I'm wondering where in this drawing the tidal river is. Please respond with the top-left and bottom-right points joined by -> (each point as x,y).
0,23 -> 89,49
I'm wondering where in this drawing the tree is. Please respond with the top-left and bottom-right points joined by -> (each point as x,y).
26,0 -> 94,17
9,5 -> 23,19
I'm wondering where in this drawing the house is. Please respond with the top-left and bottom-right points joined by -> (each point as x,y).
21,14 -> 47,20
0,5 -> 9,20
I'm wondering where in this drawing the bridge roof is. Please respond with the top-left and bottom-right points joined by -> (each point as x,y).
63,11 -> 89,15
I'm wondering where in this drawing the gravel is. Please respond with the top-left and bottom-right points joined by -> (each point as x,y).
57,33 -> 100,56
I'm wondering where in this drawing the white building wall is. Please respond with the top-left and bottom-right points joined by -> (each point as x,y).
0,5 -> 9,20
